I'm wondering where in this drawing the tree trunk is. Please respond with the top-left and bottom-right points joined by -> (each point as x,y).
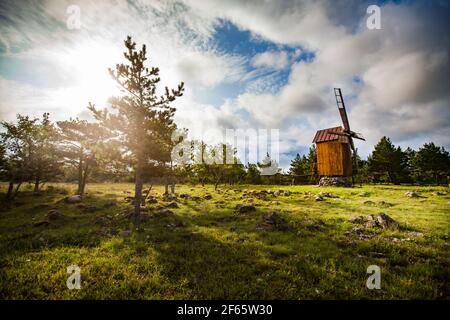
6,182 -> 14,200
170,181 -> 175,194
77,154 -> 83,195
133,156 -> 143,227
34,175 -> 40,192
14,182 -> 22,198
80,163 -> 89,196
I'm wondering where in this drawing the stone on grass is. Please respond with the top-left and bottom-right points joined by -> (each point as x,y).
166,219 -> 184,229
165,202 -> 179,209
120,230 -> 132,237
348,215 -> 365,224
155,208 -> 174,217
315,196 -> 323,201
363,200 -> 375,206
84,206 -> 97,213
431,191 -> 445,196
235,204 -> 256,213
46,210 -> 64,220
405,191 -> 419,198
283,190 -> 291,196
164,194 -> 177,201
179,193 -> 190,198
262,212 -> 289,231
65,195 -> 82,203
359,192 -> 369,197
376,212 -> 399,229
204,194 -> 212,200
33,220 -> 50,227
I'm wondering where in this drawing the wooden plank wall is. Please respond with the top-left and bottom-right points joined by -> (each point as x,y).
316,142 -> 352,176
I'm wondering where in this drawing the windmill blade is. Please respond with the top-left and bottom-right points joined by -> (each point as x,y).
349,136 -> 356,154
334,88 -> 351,132
350,131 -> 365,141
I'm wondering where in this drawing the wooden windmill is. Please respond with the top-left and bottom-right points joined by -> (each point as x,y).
312,88 -> 365,185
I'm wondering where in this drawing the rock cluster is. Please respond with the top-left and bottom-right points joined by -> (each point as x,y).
318,176 -> 352,187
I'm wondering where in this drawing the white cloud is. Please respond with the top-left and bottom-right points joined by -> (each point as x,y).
251,51 -> 289,70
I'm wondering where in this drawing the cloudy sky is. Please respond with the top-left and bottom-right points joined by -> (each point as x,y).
0,0 -> 449,169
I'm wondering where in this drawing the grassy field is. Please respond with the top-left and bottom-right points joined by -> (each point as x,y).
0,182 -> 448,299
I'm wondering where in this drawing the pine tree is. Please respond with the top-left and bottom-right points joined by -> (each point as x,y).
368,136 -> 406,185
57,118 -> 110,196
89,36 -> 184,225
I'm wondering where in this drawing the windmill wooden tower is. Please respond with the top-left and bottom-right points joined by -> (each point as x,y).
312,88 -> 365,186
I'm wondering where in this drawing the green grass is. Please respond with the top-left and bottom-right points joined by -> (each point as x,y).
0,182 -> 448,299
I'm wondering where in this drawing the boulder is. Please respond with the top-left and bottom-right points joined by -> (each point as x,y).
33,220 -> 50,227
405,191 -> 419,198
65,195 -> 82,203
155,208 -> 174,217
318,176 -> 351,187
376,212 -> 399,229
262,212 -> 288,231
348,215 -> 365,224
84,206 -> 97,213
46,210 -> 64,220
315,196 -> 323,201
165,202 -> 179,209
166,219 -> 185,229
120,230 -> 132,237
283,190 -> 291,196
235,204 -> 256,213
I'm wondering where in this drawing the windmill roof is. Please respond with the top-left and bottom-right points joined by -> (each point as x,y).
312,126 -> 349,143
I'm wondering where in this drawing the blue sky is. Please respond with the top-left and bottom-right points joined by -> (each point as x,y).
0,0 -> 449,169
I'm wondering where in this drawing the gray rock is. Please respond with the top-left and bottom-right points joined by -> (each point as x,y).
359,192 -> 369,197
405,191 -> 419,198
315,196 -> 323,201
348,215 -> 365,224
120,230 -> 132,237
235,204 -> 256,213
65,195 -> 82,203
262,212 -> 289,231
376,212 -> 399,229
318,176 -> 351,187
283,190 -> 290,196
165,202 -> 179,208
46,210 -> 64,220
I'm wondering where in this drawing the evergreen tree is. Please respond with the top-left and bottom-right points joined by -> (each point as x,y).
412,142 -> 450,184
57,118 -> 110,196
367,136 -> 406,185
89,36 -> 184,225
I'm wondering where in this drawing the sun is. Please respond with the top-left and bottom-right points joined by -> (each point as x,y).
51,41 -> 121,116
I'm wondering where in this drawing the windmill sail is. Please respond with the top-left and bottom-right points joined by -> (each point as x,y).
334,88 -> 351,132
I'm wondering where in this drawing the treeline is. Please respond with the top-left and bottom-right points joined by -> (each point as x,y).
288,137 -> 450,185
